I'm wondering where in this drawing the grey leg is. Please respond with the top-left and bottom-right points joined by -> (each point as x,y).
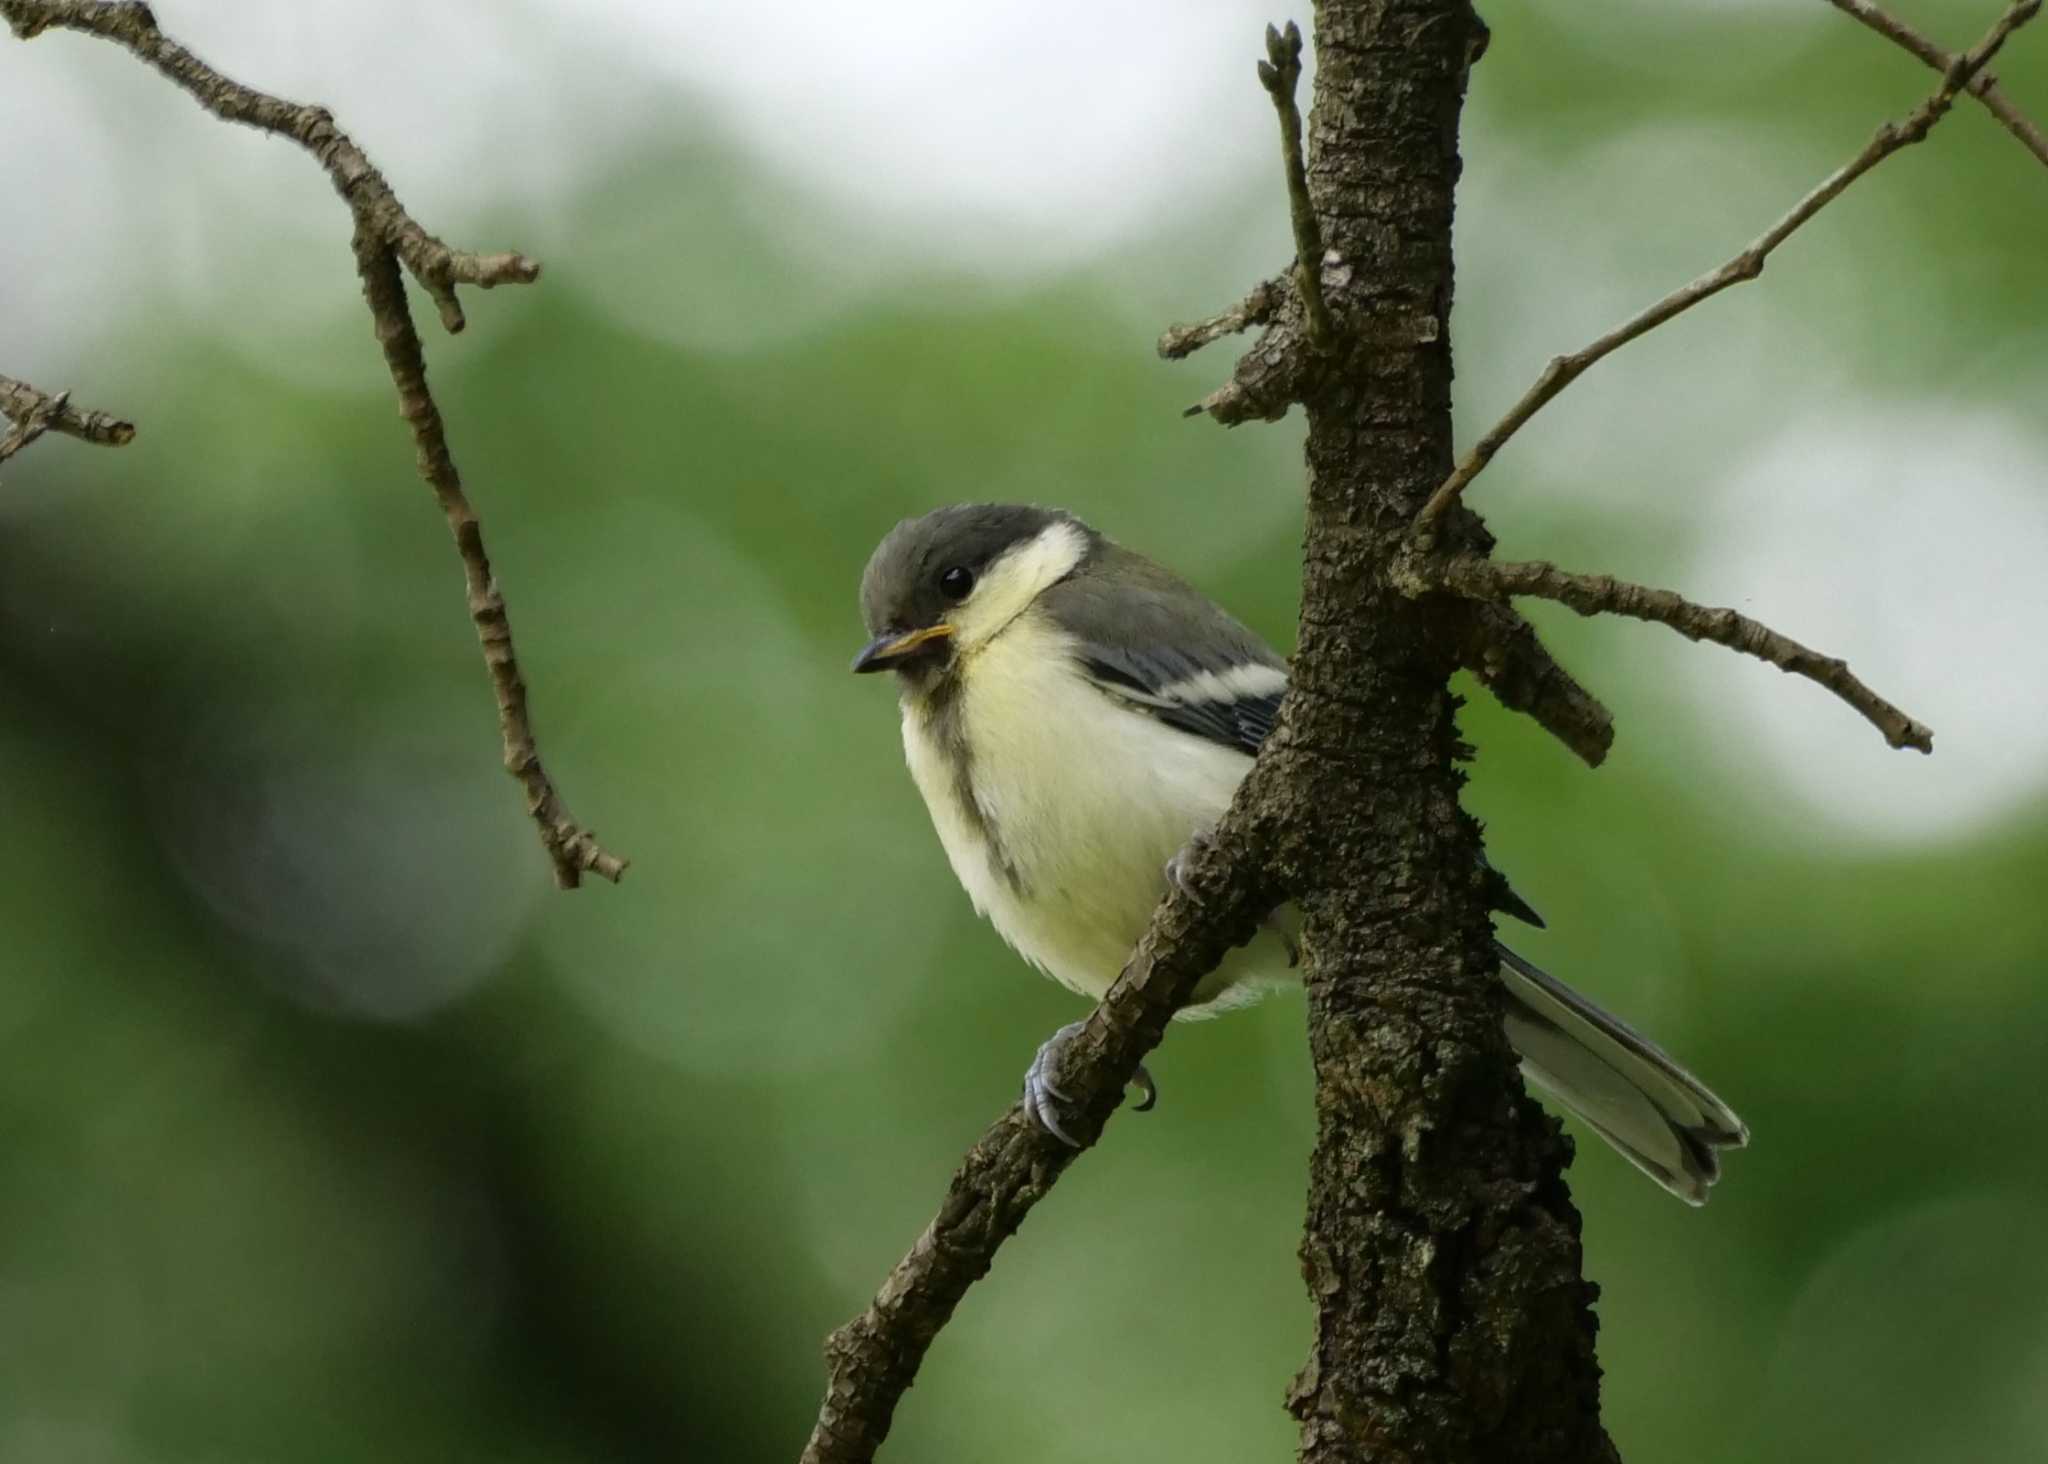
1171,826 -> 1299,967
1022,1019 -> 1159,1146
1164,826 -> 1218,898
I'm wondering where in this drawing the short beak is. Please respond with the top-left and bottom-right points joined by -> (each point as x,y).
851,623 -> 954,673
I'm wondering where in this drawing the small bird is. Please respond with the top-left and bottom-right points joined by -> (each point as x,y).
853,504 -> 1747,1203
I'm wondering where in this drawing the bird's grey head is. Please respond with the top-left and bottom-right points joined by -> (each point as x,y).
852,503 -> 1098,686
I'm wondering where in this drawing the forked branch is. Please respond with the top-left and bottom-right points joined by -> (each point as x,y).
1827,0 -> 2048,167
1415,554 -> 1934,753
3,0 -> 623,887
1410,0 -> 2042,538
1,0 -> 535,332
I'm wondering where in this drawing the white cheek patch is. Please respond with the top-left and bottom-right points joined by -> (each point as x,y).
949,519 -> 1092,653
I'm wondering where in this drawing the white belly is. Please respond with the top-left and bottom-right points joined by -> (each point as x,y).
901,615 -> 1294,1014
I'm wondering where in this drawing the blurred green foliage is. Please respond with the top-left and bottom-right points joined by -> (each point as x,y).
4,3 -> 2048,1460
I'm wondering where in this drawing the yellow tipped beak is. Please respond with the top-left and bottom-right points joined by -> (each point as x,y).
851,623 -> 954,673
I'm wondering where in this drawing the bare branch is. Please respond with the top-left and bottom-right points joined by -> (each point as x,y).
1418,553 -> 1934,753
800,799 -> 1280,1464
5,0 -> 623,885
1,0 -> 538,333
1258,21 -> 1333,352
1826,0 -> 2048,168
0,374 -> 136,464
354,231 -> 625,887
1157,273 -> 1287,360
1410,0 -> 2042,539
1451,599 -> 1615,767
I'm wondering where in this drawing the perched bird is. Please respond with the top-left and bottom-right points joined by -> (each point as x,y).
853,504 -> 1747,1203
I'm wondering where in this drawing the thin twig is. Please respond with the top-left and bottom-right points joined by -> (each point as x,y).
800,809 -> 1279,1464
1410,0 -> 2042,539
0,374 -> 136,461
5,0 -> 624,886
1826,0 -> 2048,168
1421,553 -> 1934,753
1258,21 -> 1333,352
1,0 -> 536,333
354,232 -> 626,886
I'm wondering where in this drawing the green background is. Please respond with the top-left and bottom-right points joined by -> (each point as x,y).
4,2 -> 2046,1460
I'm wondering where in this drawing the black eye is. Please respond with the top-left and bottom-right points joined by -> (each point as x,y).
938,566 -> 975,600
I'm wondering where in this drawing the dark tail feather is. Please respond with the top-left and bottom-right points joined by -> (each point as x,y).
1497,945 -> 1748,1205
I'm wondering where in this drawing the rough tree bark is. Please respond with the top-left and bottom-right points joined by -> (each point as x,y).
1263,3 -> 1614,1457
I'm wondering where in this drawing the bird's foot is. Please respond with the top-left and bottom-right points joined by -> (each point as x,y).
1170,827 -> 1297,966
1164,826 -> 1219,898
1022,1019 -> 1158,1147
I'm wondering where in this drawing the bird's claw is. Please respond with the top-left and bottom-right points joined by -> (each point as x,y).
1173,829 -> 1298,968
1164,826 -> 1219,898
1021,1019 -> 1160,1146
1023,1020 -> 1084,1146
1130,1063 -> 1158,1112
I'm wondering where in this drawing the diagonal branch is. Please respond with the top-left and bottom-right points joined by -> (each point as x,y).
1417,553 -> 1934,753
1410,0 -> 2042,540
1,0 -> 535,334
5,0 -> 624,887
1258,21 -> 1333,351
354,232 -> 626,887
1826,0 -> 2048,168
1451,599 -> 1615,767
799,794 -> 1281,1464
0,374 -> 136,467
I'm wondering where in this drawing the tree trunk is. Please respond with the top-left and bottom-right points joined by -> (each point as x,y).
1272,2 -> 1619,1458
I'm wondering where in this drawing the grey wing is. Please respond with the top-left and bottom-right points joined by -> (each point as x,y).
1041,542 -> 1543,928
1042,543 -> 1288,760
1080,647 -> 1285,757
